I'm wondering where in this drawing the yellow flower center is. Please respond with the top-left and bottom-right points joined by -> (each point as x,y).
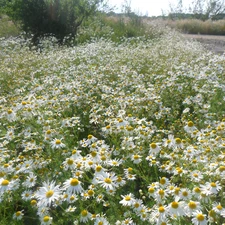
7,109 -> 13,114
188,201 -> 197,209
67,159 -> 74,165
194,187 -> 201,193
81,210 -> 88,217
175,138 -> 181,144
72,149 -> 77,154
15,211 -> 21,217
219,166 -> 225,172
188,121 -> 194,127
46,130 -> 51,134
217,204 -> 223,210
98,222 -> 103,225
88,135 -> 93,139
88,190 -> 94,196
148,187 -> 155,193
1,179 -> 9,186
171,201 -> 179,209
43,216 -> 50,222
150,143 -> 157,149
30,200 -> 37,206
104,178 -> 112,184
46,190 -> 54,198
158,189 -> 164,196
101,156 -> 106,161
96,165 -> 102,172
55,139 -> 61,145
125,196 -> 131,201
133,155 -> 140,160
70,178 -> 79,186
160,177 -> 166,185
128,167 -> 133,172
91,151 -> 97,157
210,182 -> 216,187
0,172 -> 5,177
134,202 -> 140,208
196,213 -> 205,221
158,206 -> 165,213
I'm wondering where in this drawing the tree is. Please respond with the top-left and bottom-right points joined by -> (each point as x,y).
190,0 -> 225,19
5,0 -> 104,45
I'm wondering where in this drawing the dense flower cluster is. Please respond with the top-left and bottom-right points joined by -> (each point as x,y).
0,25 -> 225,224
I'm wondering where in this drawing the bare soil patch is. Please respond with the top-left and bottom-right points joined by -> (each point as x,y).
183,34 -> 225,55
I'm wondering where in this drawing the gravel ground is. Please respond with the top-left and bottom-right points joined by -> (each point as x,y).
183,34 -> 225,55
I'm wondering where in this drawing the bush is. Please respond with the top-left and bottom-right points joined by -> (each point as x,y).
5,0 -> 103,45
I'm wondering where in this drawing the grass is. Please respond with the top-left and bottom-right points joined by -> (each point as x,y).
163,18 -> 225,35
0,14 -> 20,37
0,16 -> 225,225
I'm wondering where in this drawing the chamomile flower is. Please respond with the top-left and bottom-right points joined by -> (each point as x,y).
62,157 -> 76,170
120,193 -> 135,206
200,181 -> 222,195
21,190 -> 33,200
190,170 -> 204,182
120,218 -> 134,225
184,200 -> 202,216
168,200 -> 185,217
13,210 -> 24,220
40,215 -> 53,225
0,178 -> 14,193
65,206 -> 76,212
35,181 -> 61,207
6,109 -> 17,122
212,202 -> 225,216
50,138 -> 65,149
63,178 -> 83,194
94,216 -> 110,225
95,172 -> 118,191
23,172 -> 37,188
192,210 -> 208,225
132,198 -> 144,212
184,121 -> 197,133
131,154 -> 142,164
149,142 -> 161,155
80,209 -> 92,223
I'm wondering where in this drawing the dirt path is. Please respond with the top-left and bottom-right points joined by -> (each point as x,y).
183,34 -> 225,54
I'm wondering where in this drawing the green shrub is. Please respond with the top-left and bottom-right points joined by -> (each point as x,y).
5,0 -> 103,45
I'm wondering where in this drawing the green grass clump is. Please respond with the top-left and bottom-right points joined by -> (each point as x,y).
0,14 -> 20,37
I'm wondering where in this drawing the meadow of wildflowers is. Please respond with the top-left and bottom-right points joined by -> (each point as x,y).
0,24 -> 225,225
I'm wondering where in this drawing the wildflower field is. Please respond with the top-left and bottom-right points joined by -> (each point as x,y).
0,24 -> 225,225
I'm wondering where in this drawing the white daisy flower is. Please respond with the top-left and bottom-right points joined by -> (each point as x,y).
168,200 -> 185,217
95,172 -> 118,191
0,178 -> 14,193
191,210 -> 208,225
50,138 -> 65,149
13,210 -> 24,220
63,178 -> 83,194
40,215 -> 53,225
184,200 -> 202,216
80,209 -> 91,223
35,181 -> 62,207
120,193 -> 135,206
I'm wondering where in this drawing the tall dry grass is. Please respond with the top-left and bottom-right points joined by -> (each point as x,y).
163,19 -> 225,35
